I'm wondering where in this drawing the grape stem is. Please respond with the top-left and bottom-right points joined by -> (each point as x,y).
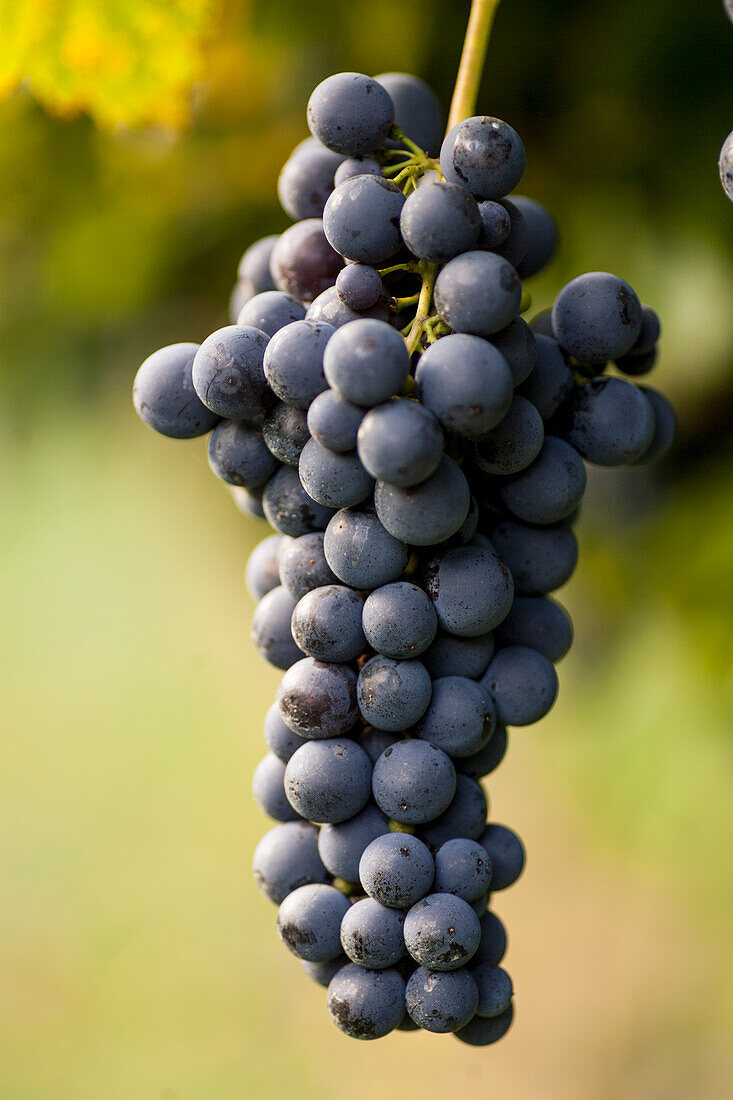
447,0 -> 502,131
404,263 -> 438,354
403,0 -> 501,354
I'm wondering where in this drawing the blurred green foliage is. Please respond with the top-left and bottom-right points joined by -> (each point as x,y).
1,1 -> 732,1095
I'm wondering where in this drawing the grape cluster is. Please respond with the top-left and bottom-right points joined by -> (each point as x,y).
133,69 -> 676,1045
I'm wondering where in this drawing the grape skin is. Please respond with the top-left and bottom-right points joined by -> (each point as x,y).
308,389 -> 365,453
277,883 -> 351,961
252,821 -> 327,904
434,251 -> 522,336
284,738 -> 372,823
440,116 -> 526,200
237,290 -> 306,337
133,342 -> 220,439
405,967 -> 479,1033
307,72 -> 394,156
371,739 -> 456,825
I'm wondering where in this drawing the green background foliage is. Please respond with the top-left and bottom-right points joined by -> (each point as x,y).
1,1 -> 732,1096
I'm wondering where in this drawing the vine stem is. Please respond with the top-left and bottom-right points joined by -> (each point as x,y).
405,264 -> 438,355
447,0 -> 502,131
404,0 -> 501,354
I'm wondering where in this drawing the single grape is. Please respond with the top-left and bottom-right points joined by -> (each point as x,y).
633,386 -> 677,465
375,72 -> 444,155
480,644 -> 558,726
327,964 -> 405,1040
192,325 -> 270,420
511,196 -> 559,278
488,316 -> 537,386
405,967 -> 479,1032
277,137 -> 343,221
422,544 -> 514,637
357,399 -> 443,488
277,657 -> 359,737
456,725 -> 508,779
400,180 -> 480,263
471,893 -> 490,919
252,821 -> 327,904
357,655 -> 432,731
530,309 -> 554,337
133,343 -> 220,438
420,775 -> 488,847
263,701 -> 305,763
479,823 -> 525,890
719,130 -> 733,202
455,1004 -> 513,1045
306,285 -> 390,328
269,219 -> 343,304
477,200 -> 511,248
252,752 -> 301,821
298,437 -> 374,509
440,116 -> 526,200
251,585 -> 301,669
472,965 -> 513,1017
433,839 -> 492,903
323,506 -> 409,589
359,832 -> 435,908
278,531 -> 337,598
263,319 -> 334,408
495,596 -> 573,662
434,251 -> 522,336
516,334 -> 574,420
229,279 -> 254,323
284,737 -> 372,823
416,333 -> 513,436
340,898 -> 406,968
500,437 -> 586,525
262,465 -> 335,536
361,582 -> 437,659
552,272 -> 643,364
230,485 -> 265,518
318,803 -> 389,881
237,290 -> 306,337
421,630 -> 495,680
560,377 -> 655,466
291,584 -> 366,662
237,235 -> 279,293
491,198 -> 528,269
262,403 -> 309,466
334,157 -> 382,185
302,955 -> 348,987
246,534 -> 285,600
323,317 -> 410,406
277,882 -> 350,960
375,455 -> 471,546
371,740 -> 456,824
491,517 -> 579,595
404,893 -> 481,970
335,264 -> 383,310
472,396 -> 544,476
208,420 -> 279,487
307,72 -> 394,156
307,389 -> 365,452
324,175 -> 405,263
415,676 -> 495,757
470,910 -> 508,968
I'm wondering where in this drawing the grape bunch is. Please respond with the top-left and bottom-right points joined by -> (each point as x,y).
133,69 -> 676,1044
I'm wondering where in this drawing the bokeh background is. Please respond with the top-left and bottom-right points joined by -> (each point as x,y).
2,1 -> 732,1097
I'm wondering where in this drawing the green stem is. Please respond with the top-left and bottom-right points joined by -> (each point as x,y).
405,265 -> 439,355
447,0 -> 502,131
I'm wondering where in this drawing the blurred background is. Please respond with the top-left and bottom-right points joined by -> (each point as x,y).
2,0 -> 732,1096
